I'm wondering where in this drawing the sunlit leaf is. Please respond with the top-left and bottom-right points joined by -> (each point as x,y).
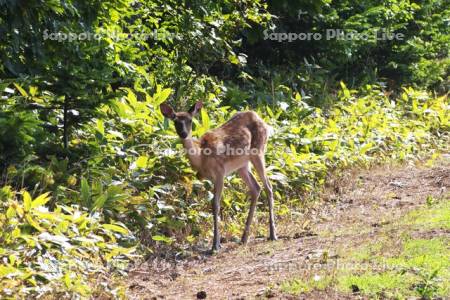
23,191 -> 32,212
31,192 -> 51,208
152,235 -> 173,244
101,224 -> 129,234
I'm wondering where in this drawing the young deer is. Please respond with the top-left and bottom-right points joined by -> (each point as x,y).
160,101 -> 277,251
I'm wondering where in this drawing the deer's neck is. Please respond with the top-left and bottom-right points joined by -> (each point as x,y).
182,137 -> 202,171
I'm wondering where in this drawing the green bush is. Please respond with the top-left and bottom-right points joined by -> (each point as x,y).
0,187 -> 135,299
245,0 -> 450,90
10,84 -> 443,247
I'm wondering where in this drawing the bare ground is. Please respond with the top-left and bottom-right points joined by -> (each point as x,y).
126,158 -> 450,300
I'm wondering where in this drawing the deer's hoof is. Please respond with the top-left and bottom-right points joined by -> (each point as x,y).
206,249 -> 217,255
269,234 -> 278,241
241,234 -> 249,245
211,243 -> 221,252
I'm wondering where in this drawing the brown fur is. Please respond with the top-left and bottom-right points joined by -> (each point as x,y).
186,111 -> 270,181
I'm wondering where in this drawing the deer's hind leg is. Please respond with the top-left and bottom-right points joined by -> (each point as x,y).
212,175 -> 224,251
251,154 -> 277,241
238,164 -> 261,244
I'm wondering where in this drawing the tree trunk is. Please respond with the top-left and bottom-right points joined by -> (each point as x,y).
63,97 -> 68,150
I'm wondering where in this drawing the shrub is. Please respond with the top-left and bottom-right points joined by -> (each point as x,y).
0,187 -> 135,298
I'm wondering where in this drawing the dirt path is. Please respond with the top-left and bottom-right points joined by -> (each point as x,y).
126,158 -> 450,299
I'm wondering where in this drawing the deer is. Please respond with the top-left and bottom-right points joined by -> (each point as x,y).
160,101 -> 277,251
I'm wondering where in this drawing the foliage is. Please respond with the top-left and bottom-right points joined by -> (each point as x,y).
0,187 -> 135,298
75,85 -> 449,244
0,0 -> 131,149
263,85 -> 449,202
0,110 -> 44,166
3,83 -> 447,249
0,0 -> 270,155
246,0 -> 450,91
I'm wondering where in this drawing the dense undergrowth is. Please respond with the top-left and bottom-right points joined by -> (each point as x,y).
0,188 -> 134,298
0,82 -> 448,298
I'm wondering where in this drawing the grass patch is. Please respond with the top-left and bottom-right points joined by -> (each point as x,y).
338,271 -> 413,299
279,197 -> 450,299
338,237 -> 450,299
386,238 -> 450,270
281,275 -> 333,295
338,199 -> 450,299
403,199 -> 450,230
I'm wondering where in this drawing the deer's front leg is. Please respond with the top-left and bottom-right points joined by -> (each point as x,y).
212,176 -> 224,251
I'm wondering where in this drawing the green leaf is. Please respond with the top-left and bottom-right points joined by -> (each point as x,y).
13,83 -> 28,97
12,227 -> 20,238
8,254 -> 16,266
0,265 -> 18,277
29,86 -> 38,97
101,224 -> 128,234
6,206 -> 16,219
266,106 -> 274,118
228,54 -> 240,65
359,142 -> 374,155
126,88 -> 137,107
96,119 -> 105,135
64,272 -> 71,288
153,87 -> 172,105
92,194 -> 107,210
23,191 -> 32,211
131,156 -> 148,169
201,109 -> 210,130
80,178 -> 90,207
31,192 -> 51,208
25,215 -> 44,231
340,81 -> 350,98
152,235 -> 173,244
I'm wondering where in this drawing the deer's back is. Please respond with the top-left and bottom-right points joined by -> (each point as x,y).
200,111 -> 269,154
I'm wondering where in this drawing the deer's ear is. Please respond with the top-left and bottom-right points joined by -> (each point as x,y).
188,101 -> 203,116
160,103 -> 175,119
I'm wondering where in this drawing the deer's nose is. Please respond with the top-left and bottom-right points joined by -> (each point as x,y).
180,132 -> 188,139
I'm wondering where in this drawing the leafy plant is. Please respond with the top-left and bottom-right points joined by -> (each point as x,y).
0,187 -> 135,298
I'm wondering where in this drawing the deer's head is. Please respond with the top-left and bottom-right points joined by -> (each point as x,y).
160,101 -> 203,139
